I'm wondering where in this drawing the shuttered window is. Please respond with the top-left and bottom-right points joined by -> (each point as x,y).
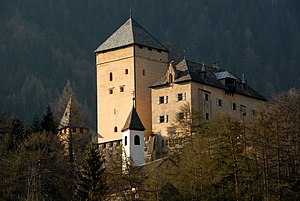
176,93 -> 186,101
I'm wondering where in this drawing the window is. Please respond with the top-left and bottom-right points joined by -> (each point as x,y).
169,74 -> 173,83
205,113 -> 209,120
217,99 -> 223,107
240,105 -> 246,116
205,94 -> 209,101
120,86 -> 124,92
109,88 -> 113,94
158,115 -> 168,123
114,126 -> 118,132
177,112 -> 188,120
125,69 -> 128,74
134,135 -> 140,145
176,93 -> 186,101
109,72 -> 113,81
143,69 -> 145,76
232,103 -> 237,110
114,108 -> 117,115
251,109 -> 257,116
157,96 -> 168,104
124,136 -> 127,146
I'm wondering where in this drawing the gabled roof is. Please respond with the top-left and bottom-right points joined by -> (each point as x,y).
215,71 -> 236,80
121,106 -> 145,132
150,59 -> 266,101
95,17 -> 168,53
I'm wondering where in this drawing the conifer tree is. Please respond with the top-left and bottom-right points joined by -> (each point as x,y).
40,105 -> 57,133
74,144 -> 107,201
30,112 -> 42,133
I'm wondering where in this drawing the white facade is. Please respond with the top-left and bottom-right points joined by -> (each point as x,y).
122,129 -> 145,168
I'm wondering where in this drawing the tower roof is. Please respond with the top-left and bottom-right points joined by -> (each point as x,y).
121,106 -> 145,132
58,96 -> 86,129
94,17 -> 168,53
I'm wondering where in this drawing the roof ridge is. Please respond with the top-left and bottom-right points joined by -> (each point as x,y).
131,18 -> 168,51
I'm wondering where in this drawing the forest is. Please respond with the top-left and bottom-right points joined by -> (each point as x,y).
1,89 -> 300,200
1,0 -> 300,128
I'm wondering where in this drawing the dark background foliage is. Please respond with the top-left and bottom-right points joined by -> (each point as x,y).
1,0 -> 300,128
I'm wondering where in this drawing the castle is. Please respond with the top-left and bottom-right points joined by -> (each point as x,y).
94,16 -> 266,165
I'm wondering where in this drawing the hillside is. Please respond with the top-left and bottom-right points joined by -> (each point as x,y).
1,0 -> 300,128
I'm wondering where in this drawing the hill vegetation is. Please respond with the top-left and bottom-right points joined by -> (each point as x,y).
1,0 -> 300,127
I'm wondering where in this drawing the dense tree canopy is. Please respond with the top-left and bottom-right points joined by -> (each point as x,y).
1,0 -> 300,127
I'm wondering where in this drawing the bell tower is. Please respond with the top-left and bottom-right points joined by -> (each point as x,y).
121,106 -> 145,167
95,17 -> 169,143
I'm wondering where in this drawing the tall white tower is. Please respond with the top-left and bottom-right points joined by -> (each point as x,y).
121,106 -> 145,168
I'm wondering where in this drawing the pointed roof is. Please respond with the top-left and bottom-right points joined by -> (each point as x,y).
94,17 -> 168,53
58,96 -> 86,129
121,106 -> 145,132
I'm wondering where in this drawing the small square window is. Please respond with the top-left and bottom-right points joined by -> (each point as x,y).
120,86 -> 124,92
114,126 -> 118,132
148,47 -> 152,51
157,49 -> 161,53
158,115 -> 168,123
109,89 -> 113,94
143,70 -> 145,76
157,96 -> 168,104
251,109 -> 257,116
177,112 -> 185,120
125,69 -> 128,74
217,99 -> 223,107
176,93 -> 186,101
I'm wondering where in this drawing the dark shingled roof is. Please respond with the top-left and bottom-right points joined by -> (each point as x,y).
121,106 -> 145,132
150,59 -> 266,101
94,17 -> 168,53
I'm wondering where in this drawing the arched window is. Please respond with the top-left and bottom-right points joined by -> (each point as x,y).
114,126 -> 118,132
169,74 -> 173,83
124,136 -> 127,146
134,135 -> 140,145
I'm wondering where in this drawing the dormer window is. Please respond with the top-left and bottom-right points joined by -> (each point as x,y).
225,78 -> 236,86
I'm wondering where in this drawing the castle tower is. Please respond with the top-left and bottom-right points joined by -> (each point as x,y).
57,96 -> 90,162
95,17 -> 169,143
121,106 -> 145,167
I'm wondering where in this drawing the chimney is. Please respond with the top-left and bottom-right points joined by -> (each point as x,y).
212,61 -> 219,70
201,62 -> 206,79
241,73 -> 247,89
